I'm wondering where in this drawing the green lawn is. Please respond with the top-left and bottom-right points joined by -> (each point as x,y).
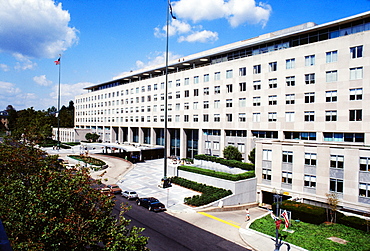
250,215 -> 370,251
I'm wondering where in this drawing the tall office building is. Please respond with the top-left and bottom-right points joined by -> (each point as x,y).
75,11 -> 370,213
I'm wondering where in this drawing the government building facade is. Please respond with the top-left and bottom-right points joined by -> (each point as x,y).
75,11 -> 370,213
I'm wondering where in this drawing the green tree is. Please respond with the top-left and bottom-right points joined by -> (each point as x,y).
86,132 -> 100,142
248,148 -> 255,164
0,140 -> 148,250
223,145 -> 242,161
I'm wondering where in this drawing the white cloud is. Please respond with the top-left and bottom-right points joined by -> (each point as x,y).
0,64 -> 9,72
0,0 -> 78,59
13,53 -> 37,71
178,30 -> 218,43
50,82 -> 90,105
154,19 -> 192,38
33,75 -> 52,86
0,81 -> 37,110
172,0 -> 271,27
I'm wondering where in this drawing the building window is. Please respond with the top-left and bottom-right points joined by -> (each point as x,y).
305,153 -> 317,166
324,132 -> 364,142
305,73 -> 315,84
154,84 -> 158,90
349,109 -> 362,121
214,71 -> 221,80
226,84 -> 233,93
330,155 -> 344,168
253,80 -> 261,90
205,141 -> 211,149
193,102 -> 198,110
304,175 -> 316,188
237,143 -> 245,153
239,113 -> 246,122
262,168 -> 272,180
269,61 -> 277,72
167,115 -> 171,122
330,178 -> 343,193
161,82 -> 165,89
360,157 -> 370,171
253,64 -> 261,74
214,114 -> 220,122
326,50 -> 338,63
285,131 -> 316,141
269,78 -> 277,88
251,113 -> 260,122
175,115 -> 180,122
286,94 -> 295,104
184,78 -> 189,85
286,58 -> 295,69
253,96 -> 261,106
239,82 -> 246,91
214,86 -> 221,94
168,92 -> 172,99
203,87 -> 209,95
350,67 -> 363,80
304,111 -> 315,121
168,104 -> 172,111
203,101 -> 209,109
175,103 -> 180,111
226,114 -> 232,122
282,171 -> 293,184
239,67 -> 246,76
282,151 -> 293,163
304,55 -> 315,66
141,86 -> 145,92
263,149 -> 272,161
285,112 -> 295,122
326,90 -> 337,102
350,88 -> 363,100
286,76 -> 295,86
204,74 -> 209,82
326,70 -> 338,82
268,95 -> 277,105
304,92 -> 315,103
184,115 -> 189,122
214,100 -> 220,108
168,81 -> 172,88
184,102 -> 189,110
226,99 -> 233,107
175,91 -> 180,99
193,114 -> 199,122
194,76 -> 199,84
194,89 -> 199,96
213,141 -> 220,150
184,90 -> 190,97
268,112 -> 277,122
359,183 -> 370,197
350,45 -> 363,58
239,98 -> 246,107
226,69 -> 233,79
203,114 -> 209,122
325,110 -> 337,121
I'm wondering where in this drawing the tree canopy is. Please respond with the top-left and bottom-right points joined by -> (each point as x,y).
0,140 -> 148,250
223,145 -> 242,161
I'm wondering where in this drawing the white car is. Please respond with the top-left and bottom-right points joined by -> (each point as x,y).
122,190 -> 138,200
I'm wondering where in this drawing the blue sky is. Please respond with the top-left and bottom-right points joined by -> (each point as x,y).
0,0 -> 369,111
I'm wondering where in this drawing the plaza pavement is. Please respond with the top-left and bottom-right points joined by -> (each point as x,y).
45,145 -> 307,251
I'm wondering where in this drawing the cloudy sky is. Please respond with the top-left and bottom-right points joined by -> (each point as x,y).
0,0 -> 369,111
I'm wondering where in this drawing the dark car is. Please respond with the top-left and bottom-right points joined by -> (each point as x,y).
136,197 -> 166,212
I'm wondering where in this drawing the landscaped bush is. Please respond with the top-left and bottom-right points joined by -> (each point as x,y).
194,154 -> 254,170
170,176 -> 232,207
337,214 -> 370,232
63,142 -> 81,146
179,165 -> 254,181
68,155 -> 106,167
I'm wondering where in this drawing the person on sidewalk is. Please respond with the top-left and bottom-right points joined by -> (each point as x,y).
245,208 -> 250,221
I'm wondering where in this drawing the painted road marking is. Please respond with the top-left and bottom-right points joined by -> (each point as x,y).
198,212 -> 240,229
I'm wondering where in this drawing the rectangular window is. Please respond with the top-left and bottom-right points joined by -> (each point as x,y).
330,178 -> 343,193
203,101 -> 209,109
175,103 -> 180,111
359,183 -> 370,197
205,141 -> 211,149
263,149 -> 272,161
203,114 -> 209,122
286,76 -> 295,86
226,113 -> 232,122
214,114 -> 220,122
214,71 -> 221,80
184,102 -> 189,110
304,55 -> 315,66
305,73 -> 315,84
324,132 -> 364,142
253,80 -> 261,90
286,94 -> 295,104
161,82 -> 165,89
214,100 -> 220,108
239,82 -> 246,91
268,95 -> 277,105
350,45 -> 363,58
176,79 -> 181,87
183,115 -> 189,122
214,86 -> 221,94
268,112 -> 277,122
349,109 -> 362,121
154,84 -> 158,90
350,67 -> 363,80
285,112 -> 295,122
184,78 -> 189,85
325,110 -> 337,121
239,98 -> 246,107
175,91 -> 180,99
360,157 -> 370,171
204,74 -> 209,82
203,87 -> 209,95
282,151 -> 293,163
282,171 -> 293,184
305,153 -> 317,166
304,111 -> 315,121
326,90 -> 337,102
175,115 -> 180,122
350,88 -> 363,100
237,143 -> 245,153
253,64 -> 261,74
286,58 -> 295,69
253,96 -> 261,106
253,113 -> 260,122
330,155 -> 344,168
269,78 -> 277,88
239,113 -> 246,122
226,99 -> 233,107
226,69 -> 233,79
304,175 -> 316,188
239,67 -> 246,76
262,168 -> 272,180
194,89 -> 199,96
213,141 -> 220,150
184,90 -> 189,97
193,114 -> 198,122
194,76 -> 199,84
326,70 -> 338,82
304,92 -> 315,103
326,50 -> 338,63
269,61 -> 277,72
226,84 -> 233,93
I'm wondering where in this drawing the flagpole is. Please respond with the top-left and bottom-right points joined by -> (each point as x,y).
163,1 -> 170,181
57,54 -> 61,150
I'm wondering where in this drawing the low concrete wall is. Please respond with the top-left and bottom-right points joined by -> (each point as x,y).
168,164 -> 257,206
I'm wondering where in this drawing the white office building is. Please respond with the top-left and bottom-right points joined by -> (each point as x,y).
75,11 -> 370,213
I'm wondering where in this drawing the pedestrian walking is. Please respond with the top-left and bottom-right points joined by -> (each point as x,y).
245,208 -> 250,221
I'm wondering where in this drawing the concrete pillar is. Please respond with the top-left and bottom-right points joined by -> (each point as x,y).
180,128 -> 186,159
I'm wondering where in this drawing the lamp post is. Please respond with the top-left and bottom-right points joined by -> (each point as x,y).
273,191 -> 283,251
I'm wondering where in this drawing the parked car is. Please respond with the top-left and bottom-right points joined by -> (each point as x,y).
137,197 -> 166,212
107,184 -> 122,194
100,187 -> 114,197
122,190 -> 138,200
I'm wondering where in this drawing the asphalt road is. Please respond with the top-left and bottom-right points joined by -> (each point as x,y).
113,196 -> 250,251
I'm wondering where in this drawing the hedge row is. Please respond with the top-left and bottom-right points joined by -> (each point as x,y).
275,200 -> 370,232
179,165 -> 254,181
67,155 -> 106,167
194,154 -> 254,170
170,176 -> 232,207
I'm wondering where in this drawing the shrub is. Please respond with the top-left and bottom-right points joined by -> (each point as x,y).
179,165 -> 255,181
194,154 -> 254,170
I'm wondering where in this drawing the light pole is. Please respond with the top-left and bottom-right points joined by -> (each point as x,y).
273,192 -> 283,251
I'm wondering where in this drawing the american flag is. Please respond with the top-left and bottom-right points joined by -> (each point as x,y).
281,210 -> 289,229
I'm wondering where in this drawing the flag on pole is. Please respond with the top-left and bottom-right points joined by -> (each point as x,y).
169,1 -> 176,19
270,211 -> 279,221
54,57 -> 60,65
281,210 -> 289,229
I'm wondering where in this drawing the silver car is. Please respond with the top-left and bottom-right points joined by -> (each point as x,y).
122,190 -> 138,200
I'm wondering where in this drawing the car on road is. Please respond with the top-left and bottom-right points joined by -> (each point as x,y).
100,187 -> 114,197
107,184 -> 122,194
122,190 -> 138,200
137,197 -> 166,212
